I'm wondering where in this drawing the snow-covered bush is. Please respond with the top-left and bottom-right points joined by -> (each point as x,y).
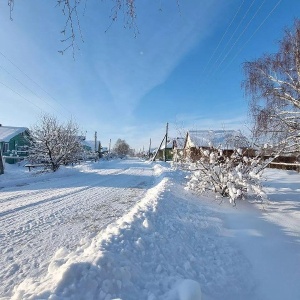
186,147 -> 270,205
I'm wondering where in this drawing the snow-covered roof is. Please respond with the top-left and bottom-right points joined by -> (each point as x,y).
0,126 -> 29,142
159,137 -> 185,150
187,130 -> 249,149
173,137 -> 185,149
160,140 -> 173,150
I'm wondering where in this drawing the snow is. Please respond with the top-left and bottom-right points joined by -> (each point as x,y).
0,159 -> 300,299
0,126 -> 29,142
262,169 -> 300,241
187,130 -> 247,149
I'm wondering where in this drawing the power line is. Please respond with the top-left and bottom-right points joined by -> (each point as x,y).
0,49 -> 98,135
0,80 -> 44,113
211,0 -> 257,74
0,75 -> 97,140
223,0 -> 282,72
0,64 -> 68,119
0,50 -> 73,117
202,0 -> 245,74
215,0 -> 266,72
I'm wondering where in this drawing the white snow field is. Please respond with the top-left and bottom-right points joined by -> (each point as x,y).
0,159 -> 300,300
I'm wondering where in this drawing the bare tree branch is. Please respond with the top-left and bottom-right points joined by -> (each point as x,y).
8,0 -> 139,57
242,19 -> 300,155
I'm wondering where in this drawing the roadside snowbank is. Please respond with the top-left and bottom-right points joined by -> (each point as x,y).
11,164 -> 255,300
3,161 -> 300,300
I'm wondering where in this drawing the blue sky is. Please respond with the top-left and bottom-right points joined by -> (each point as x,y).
1,0 -> 300,151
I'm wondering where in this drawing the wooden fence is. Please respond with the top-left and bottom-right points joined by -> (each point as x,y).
267,162 -> 300,172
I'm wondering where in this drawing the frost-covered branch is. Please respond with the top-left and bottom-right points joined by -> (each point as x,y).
28,115 -> 84,172
8,0 -> 139,56
243,20 -> 300,154
186,147 -> 272,205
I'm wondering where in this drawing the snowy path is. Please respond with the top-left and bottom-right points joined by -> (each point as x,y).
9,164 -> 256,300
0,159 -> 155,297
1,161 -> 300,300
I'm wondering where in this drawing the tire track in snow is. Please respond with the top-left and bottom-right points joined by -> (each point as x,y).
0,161 -> 155,297
0,167 -> 129,208
0,186 -> 89,217
0,166 -> 138,232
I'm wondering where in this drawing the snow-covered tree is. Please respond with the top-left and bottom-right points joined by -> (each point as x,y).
28,115 -> 83,172
113,139 -> 130,157
243,19 -> 300,156
186,147 -> 271,205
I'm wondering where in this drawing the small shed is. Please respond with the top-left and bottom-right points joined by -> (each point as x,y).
153,137 -> 185,161
0,125 -> 30,163
184,130 -> 249,161
154,140 -> 174,161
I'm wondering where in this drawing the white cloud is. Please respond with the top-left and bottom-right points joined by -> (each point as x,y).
0,0 -> 234,149
88,0 -> 226,116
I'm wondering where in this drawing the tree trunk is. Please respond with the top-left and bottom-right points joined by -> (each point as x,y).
0,150 -> 4,175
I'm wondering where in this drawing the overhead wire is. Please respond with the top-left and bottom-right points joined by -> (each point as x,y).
222,0 -> 282,72
0,50 -> 101,140
0,50 -> 73,117
210,0 -> 257,75
0,80 -> 44,113
0,64 -> 68,119
202,0 -> 245,74
215,0 -> 266,73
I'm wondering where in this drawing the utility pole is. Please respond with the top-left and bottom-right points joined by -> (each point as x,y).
108,139 -> 111,155
94,131 -> 97,153
153,134 -> 166,162
164,122 -> 169,162
0,147 -> 4,175
148,138 -> 152,159
98,141 -> 102,159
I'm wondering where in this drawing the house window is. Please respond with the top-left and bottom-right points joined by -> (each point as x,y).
3,143 -> 9,153
17,145 -> 28,151
17,145 -> 29,155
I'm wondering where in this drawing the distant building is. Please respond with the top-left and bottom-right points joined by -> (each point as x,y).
154,137 -> 185,161
184,130 -> 250,161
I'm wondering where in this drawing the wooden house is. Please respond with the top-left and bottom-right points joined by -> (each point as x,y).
0,125 -> 30,163
154,140 -> 174,161
184,130 -> 250,161
153,137 -> 185,161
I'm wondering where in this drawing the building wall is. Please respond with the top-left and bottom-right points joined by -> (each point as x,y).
7,132 -> 30,155
1,131 -> 30,163
155,149 -> 173,161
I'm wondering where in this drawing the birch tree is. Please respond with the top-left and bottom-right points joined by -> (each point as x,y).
113,139 -> 130,157
243,20 -> 300,155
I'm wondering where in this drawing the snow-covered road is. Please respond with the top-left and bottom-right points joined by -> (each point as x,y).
1,160 -> 300,300
0,159 -> 155,297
